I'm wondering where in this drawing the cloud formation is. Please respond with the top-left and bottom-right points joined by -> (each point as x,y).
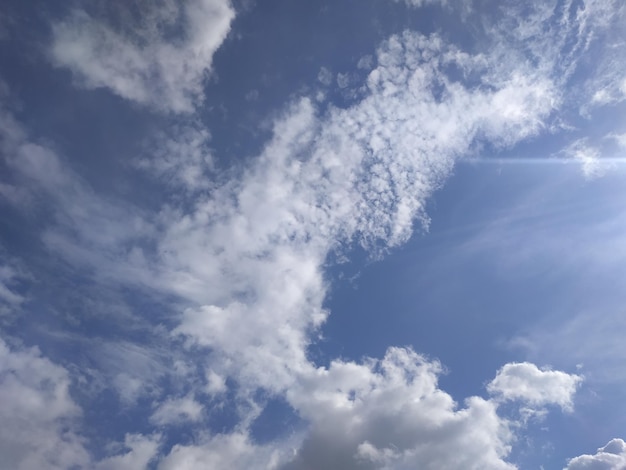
488,362 -> 582,412
1,0 -> 625,468
0,339 -> 88,469
51,0 -> 235,113
566,439 -> 626,470
281,348 -> 581,470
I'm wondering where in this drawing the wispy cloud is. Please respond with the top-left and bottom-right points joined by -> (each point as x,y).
561,139 -> 611,179
50,0 -> 235,113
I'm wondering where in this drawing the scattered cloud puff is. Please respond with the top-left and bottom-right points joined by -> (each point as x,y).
150,395 -> 204,426
317,66 -> 333,86
394,0 -> 447,7
609,133 -> 626,149
562,139 -> 612,179
50,0 -> 235,113
94,434 -> 161,470
566,439 -> 626,470
487,362 -> 582,412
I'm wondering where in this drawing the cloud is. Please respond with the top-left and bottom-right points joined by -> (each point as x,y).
150,395 -> 204,426
609,133 -> 626,149
158,432 -> 285,470
562,139 -> 611,179
2,2 -> 623,467
487,362 -> 582,412
0,257 -> 27,317
50,0 -> 235,113
136,122 -> 214,192
0,338 -> 90,469
11,5 -> 581,404
317,66 -> 333,86
94,434 -> 161,470
394,0 -> 447,7
566,439 -> 626,470
0,99 -> 157,291
280,348 -> 580,470
166,27 -> 557,396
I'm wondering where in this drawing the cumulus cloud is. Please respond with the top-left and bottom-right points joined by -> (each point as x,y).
283,348 -> 513,470
566,439 -> 626,470
50,0 -> 235,113
487,362 -> 582,412
279,348 -> 581,470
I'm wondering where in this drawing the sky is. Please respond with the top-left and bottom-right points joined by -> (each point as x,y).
0,0 -> 625,469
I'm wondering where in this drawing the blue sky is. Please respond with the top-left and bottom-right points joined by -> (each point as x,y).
1,0 -> 626,468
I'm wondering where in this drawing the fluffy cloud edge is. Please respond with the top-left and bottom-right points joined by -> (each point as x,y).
565,438 -> 626,470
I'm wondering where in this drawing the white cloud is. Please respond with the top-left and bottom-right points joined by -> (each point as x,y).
609,133 -> 626,149
394,0 -> 447,7
91,341 -> 169,404
167,28 -> 557,395
158,432 -> 285,470
337,72 -> 351,89
150,394 -> 204,426
357,55 -> 374,70
3,2 -> 622,467
0,257 -> 27,317
562,139 -> 612,179
206,369 -> 228,395
281,348 -> 579,470
487,362 -> 582,412
50,0 -> 235,113
317,66 -> 333,86
566,439 -> 626,470
95,434 -> 161,470
12,5 -> 566,415
0,339 -> 165,469
0,338 -> 90,469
